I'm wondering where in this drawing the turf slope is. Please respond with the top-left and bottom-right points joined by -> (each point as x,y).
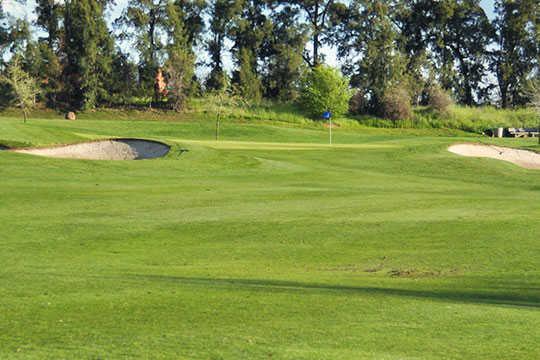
0,117 -> 539,359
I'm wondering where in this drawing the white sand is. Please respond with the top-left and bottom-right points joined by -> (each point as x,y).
448,143 -> 540,169
13,139 -> 170,160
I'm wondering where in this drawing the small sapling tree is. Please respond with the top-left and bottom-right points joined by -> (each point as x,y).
210,82 -> 244,141
1,58 -> 39,123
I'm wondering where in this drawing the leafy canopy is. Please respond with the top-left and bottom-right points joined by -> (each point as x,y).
300,65 -> 352,118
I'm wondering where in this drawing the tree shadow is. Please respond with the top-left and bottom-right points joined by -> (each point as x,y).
129,275 -> 540,309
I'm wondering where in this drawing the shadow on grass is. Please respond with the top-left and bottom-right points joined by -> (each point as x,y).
130,275 -> 540,309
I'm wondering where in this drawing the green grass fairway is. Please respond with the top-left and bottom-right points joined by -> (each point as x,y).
1,116 -> 539,359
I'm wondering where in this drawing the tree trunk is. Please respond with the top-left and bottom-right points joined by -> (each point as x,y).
313,31 -> 320,67
149,10 -> 159,104
22,109 -> 27,123
500,86 -> 509,108
497,60 -> 509,108
464,81 -> 474,106
313,2 -> 320,67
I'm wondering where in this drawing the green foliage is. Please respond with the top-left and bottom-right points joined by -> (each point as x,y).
205,67 -> 229,92
115,0 -> 205,101
205,0 -> 242,91
235,48 -> 262,102
263,6 -> 308,100
1,58 -> 39,122
300,65 -> 352,118
533,84 -> 540,115
530,82 -> 540,144
114,0 -> 167,99
398,0 -> 493,105
492,0 -> 539,108
335,1 -> 407,112
338,0 -> 494,107
108,50 -> 138,105
356,105 -> 539,132
430,0 -> 492,106
35,0 -> 64,49
285,1 -> 338,67
229,0 -> 271,101
348,89 -> 367,115
38,43 -> 62,108
21,40 -> 42,77
4,17 -> 30,57
166,50 -> 194,112
0,4 -> 9,65
165,1 -> 195,112
62,0 -> 113,110
2,0 -> 539,116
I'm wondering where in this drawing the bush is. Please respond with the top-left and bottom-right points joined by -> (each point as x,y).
349,89 -> 367,115
300,65 -> 352,118
381,86 -> 412,121
427,86 -> 453,114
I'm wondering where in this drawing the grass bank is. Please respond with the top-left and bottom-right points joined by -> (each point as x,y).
3,98 -> 537,135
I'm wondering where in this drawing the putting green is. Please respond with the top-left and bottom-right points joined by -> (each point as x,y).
175,139 -> 400,150
0,117 -> 539,359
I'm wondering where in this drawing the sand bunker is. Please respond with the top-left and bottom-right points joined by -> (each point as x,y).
448,143 -> 540,169
13,138 -> 170,160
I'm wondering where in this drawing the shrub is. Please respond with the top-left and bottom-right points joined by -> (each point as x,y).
427,85 -> 453,114
349,89 -> 368,115
381,86 -> 412,121
300,65 -> 352,118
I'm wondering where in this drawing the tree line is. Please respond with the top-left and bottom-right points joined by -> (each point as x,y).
0,0 -> 538,115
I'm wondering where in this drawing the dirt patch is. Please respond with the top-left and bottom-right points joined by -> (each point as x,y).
12,138 -> 170,160
388,269 -> 440,278
448,143 -> 540,169
388,268 -> 460,278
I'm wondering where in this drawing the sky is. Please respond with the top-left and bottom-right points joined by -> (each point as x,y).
7,0 -> 497,20
482,0 -> 496,18
4,0 -> 497,72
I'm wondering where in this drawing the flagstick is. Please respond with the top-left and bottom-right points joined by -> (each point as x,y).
329,117 -> 332,145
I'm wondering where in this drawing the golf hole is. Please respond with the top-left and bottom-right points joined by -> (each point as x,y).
12,138 -> 170,160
